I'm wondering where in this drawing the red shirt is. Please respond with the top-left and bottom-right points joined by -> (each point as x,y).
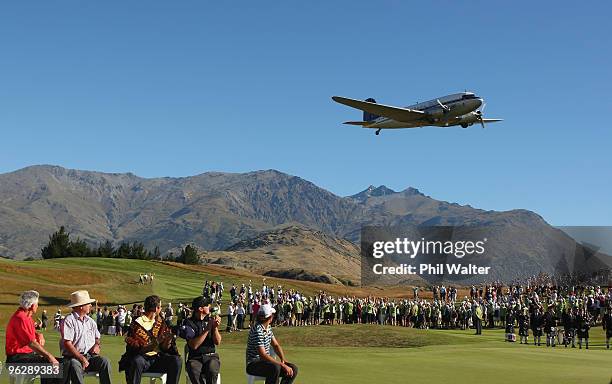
5,308 -> 36,356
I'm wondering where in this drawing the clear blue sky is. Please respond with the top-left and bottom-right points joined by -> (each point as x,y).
1,2 -> 610,226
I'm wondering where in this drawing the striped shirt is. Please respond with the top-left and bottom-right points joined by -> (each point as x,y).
61,312 -> 100,355
246,323 -> 274,364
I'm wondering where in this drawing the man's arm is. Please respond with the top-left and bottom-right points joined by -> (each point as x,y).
64,340 -> 89,369
212,316 -> 222,345
271,336 -> 287,363
88,338 -> 101,355
187,327 -> 210,350
266,337 -> 293,377
28,340 -> 59,365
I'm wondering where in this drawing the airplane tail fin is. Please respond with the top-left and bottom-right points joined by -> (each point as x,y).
363,98 -> 380,121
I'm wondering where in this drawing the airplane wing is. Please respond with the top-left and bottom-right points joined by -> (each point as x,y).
332,96 -> 425,123
342,121 -> 372,126
482,119 -> 503,123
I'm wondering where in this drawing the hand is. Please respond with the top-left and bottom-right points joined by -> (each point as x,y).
36,332 -> 46,346
80,356 -> 90,370
48,355 -> 59,366
214,316 -> 221,328
281,363 -> 294,377
90,343 -> 101,355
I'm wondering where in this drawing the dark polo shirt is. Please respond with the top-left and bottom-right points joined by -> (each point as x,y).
184,316 -> 216,358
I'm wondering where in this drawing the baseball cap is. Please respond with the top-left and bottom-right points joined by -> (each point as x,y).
192,296 -> 212,309
258,304 -> 276,318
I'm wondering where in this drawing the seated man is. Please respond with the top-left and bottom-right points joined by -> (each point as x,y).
181,296 -> 221,384
5,290 -> 60,384
183,296 -> 222,384
60,290 -> 112,384
119,295 -> 182,384
246,304 -> 298,384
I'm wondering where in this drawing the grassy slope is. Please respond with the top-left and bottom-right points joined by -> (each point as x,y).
0,258 -> 611,383
0,258 -> 418,326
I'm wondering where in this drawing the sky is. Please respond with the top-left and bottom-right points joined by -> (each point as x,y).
1,1 -> 610,226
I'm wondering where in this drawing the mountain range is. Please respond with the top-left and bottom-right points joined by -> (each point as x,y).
0,165 -> 608,283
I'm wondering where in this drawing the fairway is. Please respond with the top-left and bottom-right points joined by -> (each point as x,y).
1,327 -> 611,384
1,258 -> 611,383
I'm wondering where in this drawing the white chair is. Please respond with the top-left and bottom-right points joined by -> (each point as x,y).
9,375 -> 38,384
246,351 -> 276,384
184,344 -> 221,384
142,372 -> 168,384
247,374 -> 267,384
84,371 -> 101,381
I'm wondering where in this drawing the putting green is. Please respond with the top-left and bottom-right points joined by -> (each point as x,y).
1,326 -> 610,383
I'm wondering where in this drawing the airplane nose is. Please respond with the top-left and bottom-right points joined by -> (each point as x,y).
476,98 -> 483,108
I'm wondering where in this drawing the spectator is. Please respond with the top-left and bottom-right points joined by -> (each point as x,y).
61,290 -> 112,384
246,304 -> 298,384
119,295 -> 182,384
183,296 -> 222,384
5,290 -> 60,384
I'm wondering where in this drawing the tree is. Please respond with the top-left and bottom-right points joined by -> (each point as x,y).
68,237 -> 91,257
131,241 -> 150,260
41,226 -> 70,259
180,244 -> 199,265
114,242 -> 131,259
152,246 -> 161,260
97,240 -> 115,258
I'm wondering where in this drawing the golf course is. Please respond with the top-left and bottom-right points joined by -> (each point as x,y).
1,258 -> 610,383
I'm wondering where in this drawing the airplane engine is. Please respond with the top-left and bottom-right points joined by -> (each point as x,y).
457,112 -> 478,128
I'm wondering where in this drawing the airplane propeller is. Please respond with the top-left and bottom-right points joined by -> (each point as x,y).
436,99 -> 451,113
475,102 -> 487,129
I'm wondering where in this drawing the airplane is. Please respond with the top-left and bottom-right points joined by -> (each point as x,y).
332,92 -> 502,135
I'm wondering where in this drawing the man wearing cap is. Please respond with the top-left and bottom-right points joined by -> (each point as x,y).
246,303 -> 298,384
119,295 -> 181,384
5,290 -> 60,384
61,290 -> 112,384
183,296 -> 222,384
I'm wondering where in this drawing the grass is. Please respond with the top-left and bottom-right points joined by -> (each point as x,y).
1,327 -> 611,384
1,258 -> 611,383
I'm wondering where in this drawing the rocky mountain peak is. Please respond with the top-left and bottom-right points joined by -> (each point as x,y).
350,185 -> 397,202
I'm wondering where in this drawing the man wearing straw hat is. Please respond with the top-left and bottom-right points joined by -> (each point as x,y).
60,290 -> 112,384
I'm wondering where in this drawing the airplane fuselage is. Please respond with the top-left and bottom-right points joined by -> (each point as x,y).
367,92 -> 483,129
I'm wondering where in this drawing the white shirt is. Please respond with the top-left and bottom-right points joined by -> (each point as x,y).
61,312 -> 100,355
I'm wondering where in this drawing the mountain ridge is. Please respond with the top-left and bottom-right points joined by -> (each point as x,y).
0,164 -> 600,284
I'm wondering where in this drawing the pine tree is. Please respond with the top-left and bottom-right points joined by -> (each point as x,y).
181,244 -> 199,265
153,246 -> 161,260
41,226 -> 71,259
68,237 -> 91,257
131,241 -> 150,260
114,242 -> 131,259
97,240 -> 115,258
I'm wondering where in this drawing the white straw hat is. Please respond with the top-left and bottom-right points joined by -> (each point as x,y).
67,290 -> 96,308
